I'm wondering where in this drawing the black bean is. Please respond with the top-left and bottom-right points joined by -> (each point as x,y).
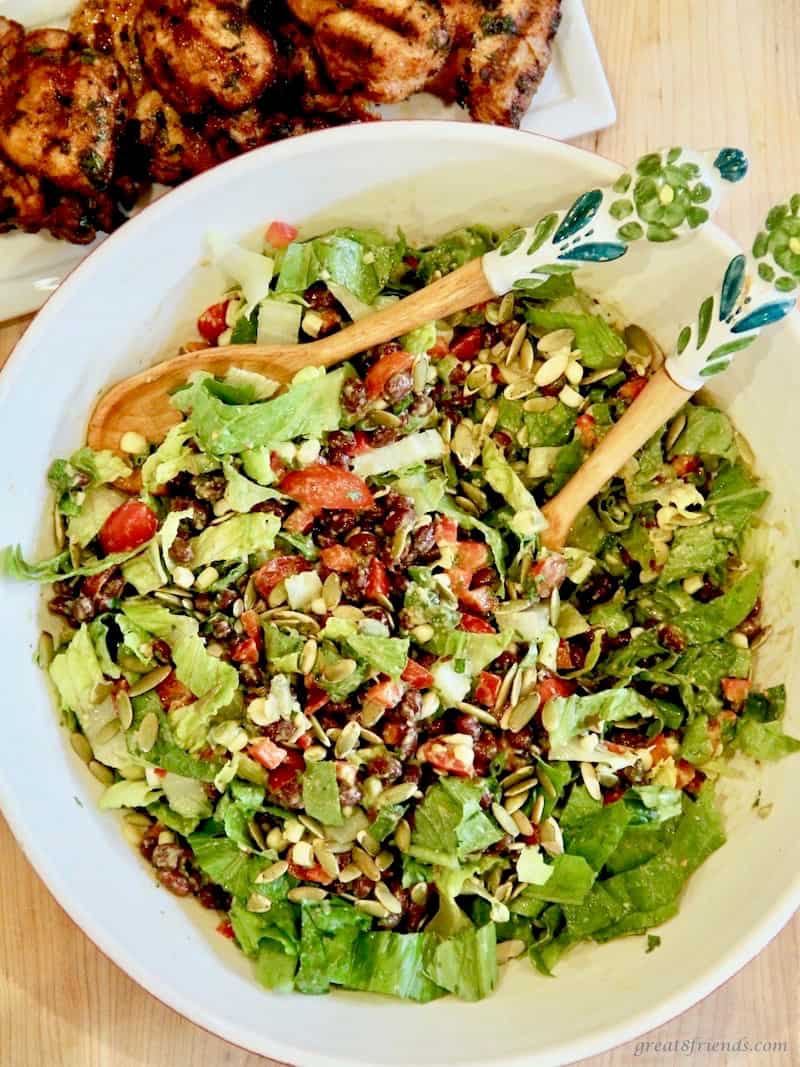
341,378 -> 368,416
72,596 -> 96,622
384,371 -> 413,403
169,536 -> 194,564
192,472 -> 227,502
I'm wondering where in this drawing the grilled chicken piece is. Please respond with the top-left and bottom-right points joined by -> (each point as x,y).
427,0 -> 560,126
464,0 -> 560,126
70,0 -> 147,95
278,20 -> 375,119
0,157 -> 46,235
136,0 -> 278,114
0,24 -> 130,198
287,0 -> 450,103
132,89 -> 217,183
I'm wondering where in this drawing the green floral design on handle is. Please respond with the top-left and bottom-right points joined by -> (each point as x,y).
609,147 -> 719,244
666,196 -> 800,390
481,146 -> 748,297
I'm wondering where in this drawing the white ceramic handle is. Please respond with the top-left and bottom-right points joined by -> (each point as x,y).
665,195 -> 800,390
481,147 -> 748,296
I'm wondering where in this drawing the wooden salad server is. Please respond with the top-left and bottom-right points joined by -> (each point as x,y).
541,193 -> 800,550
87,146 -> 748,452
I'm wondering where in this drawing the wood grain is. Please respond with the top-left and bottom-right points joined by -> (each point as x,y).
1,1 -> 799,1063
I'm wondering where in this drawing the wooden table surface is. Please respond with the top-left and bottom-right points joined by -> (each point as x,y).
1,1 -> 799,1064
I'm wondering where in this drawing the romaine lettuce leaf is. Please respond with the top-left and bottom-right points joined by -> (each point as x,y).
525,308 -> 626,369
321,618 -> 409,678
176,369 -> 345,456
275,228 -> 402,304
188,513 -> 279,567
141,423 -> 218,493
411,778 -> 503,864
671,569 -> 761,645
734,685 -> 800,759
127,692 -> 222,780
98,779 -> 162,810
511,854 -> 596,910
482,439 -> 546,539
67,485 -> 127,547
669,405 -> 736,460
545,688 -> 654,751
422,924 -> 496,1002
658,523 -> 731,585
189,832 -> 283,899
222,461 -> 284,513
708,462 -> 769,538
415,226 -> 495,284
302,762 -> 343,826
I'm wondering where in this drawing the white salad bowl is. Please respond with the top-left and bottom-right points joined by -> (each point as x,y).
0,122 -> 798,1067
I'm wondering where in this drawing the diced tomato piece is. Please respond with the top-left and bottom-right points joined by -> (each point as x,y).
269,451 -> 287,479
460,613 -> 496,634
675,759 -> 698,790
366,557 -> 390,601
320,545 -> 359,573
230,637 -> 260,664
197,300 -> 229,344
284,504 -> 318,534
248,738 -> 288,770
456,541 -> 489,572
253,556 -> 310,597
265,220 -> 299,248
364,678 -> 405,708
266,748 -> 305,793
353,430 -> 372,453
304,681 -> 329,715
153,767 -> 168,778
671,454 -> 702,478
288,860 -> 334,886
217,919 -> 235,940
576,412 -> 597,448
616,376 -> 648,402
603,784 -> 627,806
460,586 -> 496,615
240,609 -> 262,646
556,640 -> 575,671
473,671 -> 501,707
531,555 -> 568,598
721,677 -> 752,707
447,567 -> 472,599
451,328 -> 483,361
402,659 -> 434,689
417,738 -> 475,777
427,338 -> 449,358
365,349 -> 415,400
521,825 -> 541,846
155,670 -> 194,711
279,465 -> 373,510
434,516 -> 458,544
536,671 -> 576,704
296,732 -> 313,750
99,500 -> 158,555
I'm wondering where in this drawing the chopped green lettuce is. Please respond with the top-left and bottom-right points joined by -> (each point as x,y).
188,513 -> 279,567
302,762 -> 343,826
525,308 -> 626,369
481,439 -> 546,539
275,228 -> 402,304
415,226 -> 495,284
545,688 -> 654,751
410,778 -> 502,865
670,405 -> 736,460
422,924 -> 496,1002
672,569 -> 761,645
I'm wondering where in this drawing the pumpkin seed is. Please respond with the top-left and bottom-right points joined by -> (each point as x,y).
452,420 -> 480,467
410,882 -> 429,906
322,573 -> 341,611
493,662 -> 518,713
96,718 -> 121,746
282,820 -> 304,847
665,413 -> 687,451
373,593 -> 394,614
153,589 -> 183,607
512,810 -> 534,837
485,301 -> 500,325
291,841 -> 314,867
339,863 -> 362,883
466,364 -> 493,392
288,886 -> 328,903
371,409 -> 402,428
454,495 -> 479,516
124,811 -> 152,830
501,766 -> 535,790
495,880 -> 514,903
53,505 -> 65,550
496,939 -> 526,964
454,700 -> 497,726
70,731 -> 93,763
115,689 -> 134,731
309,714 -> 330,747
298,814 -> 324,838
332,604 -> 363,621
504,774 -> 536,798
540,699 -> 561,732
538,328 -> 575,354
480,403 -> 499,439
304,744 -> 327,762
531,793 -> 545,824
523,395 -> 557,413
558,384 -> 584,409
355,899 -> 389,919
492,801 -> 520,837
580,761 -> 602,801
507,323 -> 528,364
88,760 -> 115,785
323,658 -> 357,683
376,849 -> 394,872
412,354 -> 430,393
247,819 -> 266,851
313,840 -> 340,879
503,792 -> 528,815
503,378 -> 536,401
255,860 -> 289,884
137,712 -> 159,753
335,719 -> 361,757
412,623 -> 434,643
420,691 -> 440,719
37,632 -> 54,669
376,781 -> 419,807
128,665 -> 172,697
534,350 -> 570,387
536,765 -> 557,799
374,882 -> 403,915
394,818 -> 411,853
266,827 -> 287,851
353,846 -> 380,880
519,338 -> 535,373
459,481 -> 489,512
540,819 -> 564,857
565,359 -> 584,386
268,581 -> 288,607
244,891 -> 272,913
391,523 -> 410,560
625,324 -> 663,368
497,293 -> 515,323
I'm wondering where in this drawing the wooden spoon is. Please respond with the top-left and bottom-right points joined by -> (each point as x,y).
540,193 -> 800,550
87,146 -> 746,452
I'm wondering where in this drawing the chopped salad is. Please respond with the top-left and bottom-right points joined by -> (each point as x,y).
4,221 -> 798,1003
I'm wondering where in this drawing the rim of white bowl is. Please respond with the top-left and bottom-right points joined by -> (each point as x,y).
1,121 -> 798,1067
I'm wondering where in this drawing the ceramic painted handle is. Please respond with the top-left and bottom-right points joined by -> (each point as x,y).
665,195 -> 800,390
481,146 -> 748,296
